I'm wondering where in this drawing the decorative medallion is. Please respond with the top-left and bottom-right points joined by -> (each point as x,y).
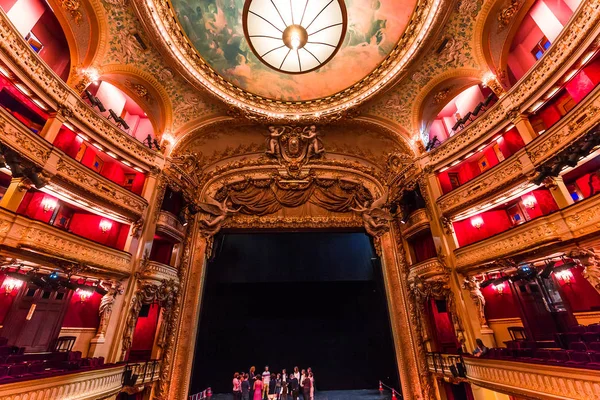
242,0 -> 347,73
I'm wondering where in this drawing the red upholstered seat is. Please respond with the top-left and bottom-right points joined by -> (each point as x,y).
565,351 -> 591,366
570,325 -> 588,334
589,342 -> 600,352
549,350 -> 570,364
531,349 -> 551,362
587,323 -> 600,333
569,342 -> 588,352
8,364 -> 28,378
582,332 -> 600,343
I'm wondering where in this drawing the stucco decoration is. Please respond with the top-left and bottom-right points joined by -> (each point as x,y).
362,0 -> 482,131
100,0 -> 224,131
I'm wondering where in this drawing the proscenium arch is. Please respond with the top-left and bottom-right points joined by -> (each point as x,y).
164,158 -> 428,399
98,64 -> 174,135
411,68 -> 484,134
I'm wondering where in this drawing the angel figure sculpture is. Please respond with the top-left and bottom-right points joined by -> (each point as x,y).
350,191 -> 394,237
265,126 -> 284,157
197,196 -> 241,236
301,125 -> 324,158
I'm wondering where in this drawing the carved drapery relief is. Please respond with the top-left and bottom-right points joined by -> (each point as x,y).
568,248 -> 600,294
121,279 -> 179,358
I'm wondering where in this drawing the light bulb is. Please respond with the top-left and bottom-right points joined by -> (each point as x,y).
291,34 -> 300,50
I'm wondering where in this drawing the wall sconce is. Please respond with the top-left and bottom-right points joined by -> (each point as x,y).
522,195 -> 537,209
75,288 -> 94,303
99,219 -> 112,233
1,277 -> 24,295
492,283 -> 505,295
41,197 -> 57,213
555,269 -> 574,285
471,216 -> 484,229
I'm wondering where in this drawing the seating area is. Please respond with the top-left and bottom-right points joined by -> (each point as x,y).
0,337 -> 112,384
482,324 -> 600,369
450,93 -> 496,133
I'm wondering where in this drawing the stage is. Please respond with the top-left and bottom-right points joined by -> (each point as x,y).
210,390 -> 396,400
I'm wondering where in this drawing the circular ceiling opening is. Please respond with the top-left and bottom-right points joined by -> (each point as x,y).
243,0 -> 348,74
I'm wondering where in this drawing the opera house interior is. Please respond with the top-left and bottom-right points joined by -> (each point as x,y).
0,0 -> 599,398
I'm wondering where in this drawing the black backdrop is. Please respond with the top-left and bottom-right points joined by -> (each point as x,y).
189,232 -> 400,394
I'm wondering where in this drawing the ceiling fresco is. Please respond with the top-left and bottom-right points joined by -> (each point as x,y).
170,0 -> 417,101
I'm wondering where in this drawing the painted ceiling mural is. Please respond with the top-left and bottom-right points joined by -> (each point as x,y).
171,0 -> 416,101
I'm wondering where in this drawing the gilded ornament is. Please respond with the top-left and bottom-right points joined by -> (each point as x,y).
59,0 -> 82,24
497,0 -> 520,32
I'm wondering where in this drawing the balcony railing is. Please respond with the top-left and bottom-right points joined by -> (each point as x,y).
0,360 -> 159,400
454,194 -> 600,270
437,84 -> 600,217
0,107 -> 148,218
156,210 -> 186,242
463,356 -> 600,400
399,209 -> 430,238
408,257 -> 446,282
426,352 -> 467,380
0,9 -> 162,169
143,260 -> 179,283
0,208 -> 132,276
426,0 -> 600,167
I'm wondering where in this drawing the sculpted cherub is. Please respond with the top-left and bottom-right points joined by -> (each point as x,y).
197,195 -> 241,236
301,125 -> 324,158
265,126 -> 284,156
350,191 -> 394,237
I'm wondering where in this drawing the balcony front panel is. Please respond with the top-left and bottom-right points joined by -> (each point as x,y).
408,257 -> 446,281
427,0 -> 600,167
454,212 -> 569,270
0,361 -> 160,400
0,209 -> 132,275
563,193 -> 600,239
527,85 -> 600,166
464,357 -> 600,400
0,10 -> 161,169
399,209 -> 430,238
144,260 -> 179,283
0,108 -> 148,218
437,154 -> 531,216
156,210 -> 186,242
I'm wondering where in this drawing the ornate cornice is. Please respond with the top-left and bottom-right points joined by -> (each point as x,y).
131,0 -> 448,121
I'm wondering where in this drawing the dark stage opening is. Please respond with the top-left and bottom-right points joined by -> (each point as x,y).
189,232 -> 400,395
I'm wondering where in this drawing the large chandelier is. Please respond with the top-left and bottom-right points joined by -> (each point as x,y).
243,0 -> 347,74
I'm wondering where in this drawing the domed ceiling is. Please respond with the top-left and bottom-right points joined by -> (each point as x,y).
171,0 -> 415,100
141,0 -> 445,118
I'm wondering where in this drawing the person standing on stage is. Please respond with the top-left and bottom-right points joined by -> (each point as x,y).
253,375 -> 263,400
288,371 -> 299,400
262,366 -> 271,399
242,374 -> 250,400
301,371 -> 311,400
281,369 -> 288,399
233,372 -> 242,400
274,373 -> 282,399
308,372 -> 314,400
293,366 -> 300,384
249,366 -> 256,400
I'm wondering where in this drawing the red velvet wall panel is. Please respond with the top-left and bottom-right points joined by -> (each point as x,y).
0,273 -> 18,324
53,128 -> 84,158
499,128 -> 525,157
150,238 -> 174,266
409,230 -> 437,263
437,171 -> 454,194
537,104 -> 562,129
68,212 -> 128,250
62,290 -> 101,328
453,210 -> 512,247
575,173 -> 600,198
531,189 -> 559,215
30,10 -> 70,81
130,172 -> 146,195
557,266 -> 600,312
130,303 -> 160,351
430,298 -> 458,353
482,282 -> 521,320
566,59 -> 600,103
16,191 -> 56,223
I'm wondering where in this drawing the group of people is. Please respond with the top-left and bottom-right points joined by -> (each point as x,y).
232,366 -> 315,400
